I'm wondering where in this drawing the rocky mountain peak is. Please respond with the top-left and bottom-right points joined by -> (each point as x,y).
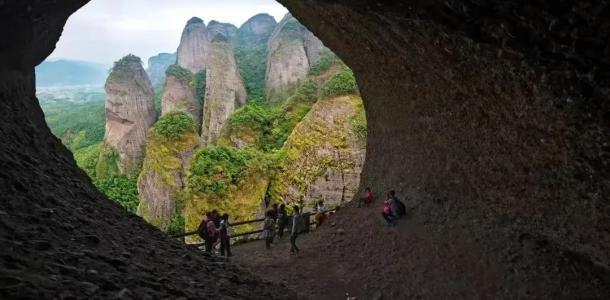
207,20 -> 237,42
98,54 -> 155,177
240,13 -> 277,36
176,16 -> 209,73
147,52 -> 176,87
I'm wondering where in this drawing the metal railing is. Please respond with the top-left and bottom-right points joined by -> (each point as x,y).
174,207 -> 339,243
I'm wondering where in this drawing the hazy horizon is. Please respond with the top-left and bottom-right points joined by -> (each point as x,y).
46,0 -> 288,67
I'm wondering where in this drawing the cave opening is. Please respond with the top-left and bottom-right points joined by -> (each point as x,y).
1,0 -> 609,299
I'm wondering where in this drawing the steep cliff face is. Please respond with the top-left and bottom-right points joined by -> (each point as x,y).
96,55 -> 155,178
137,112 -> 199,230
265,13 -> 328,101
270,95 -> 366,208
160,65 -> 201,127
200,32 -> 247,146
146,52 -> 176,87
207,20 -> 237,42
176,17 -> 209,73
234,13 -> 278,100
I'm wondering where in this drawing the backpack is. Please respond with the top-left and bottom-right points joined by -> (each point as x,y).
395,198 -> 406,216
197,219 -> 209,240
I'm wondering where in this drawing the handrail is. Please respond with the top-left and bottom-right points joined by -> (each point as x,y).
172,206 -> 339,240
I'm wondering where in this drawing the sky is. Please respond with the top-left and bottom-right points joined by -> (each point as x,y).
47,0 -> 288,67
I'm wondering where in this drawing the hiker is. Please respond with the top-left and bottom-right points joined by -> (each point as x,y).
199,212 -> 219,253
314,200 -> 326,227
262,210 -> 275,249
270,203 -> 279,223
277,203 -> 289,239
219,213 -> 232,257
358,187 -> 374,207
388,190 -> 406,218
382,194 -> 394,226
290,205 -> 304,254
211,209 -> 221,227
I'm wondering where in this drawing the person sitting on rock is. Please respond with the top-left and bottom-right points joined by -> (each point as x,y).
261,210 -> 275,249
382,193 -> 395,226
358,187 -> 374,207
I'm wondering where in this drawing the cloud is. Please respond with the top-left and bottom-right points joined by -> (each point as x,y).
48,0 -> 287,66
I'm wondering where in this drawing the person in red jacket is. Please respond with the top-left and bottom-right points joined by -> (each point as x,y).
359,187 -> 374,207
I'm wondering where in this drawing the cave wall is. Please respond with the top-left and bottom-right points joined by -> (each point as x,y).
0,0 -> 608,298
0,2 -> 293,298
279,0 -> 609,297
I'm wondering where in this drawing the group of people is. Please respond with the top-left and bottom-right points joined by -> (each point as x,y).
262,203 -> 306,254
197,210 -> 232,257
360,187 -> 407,226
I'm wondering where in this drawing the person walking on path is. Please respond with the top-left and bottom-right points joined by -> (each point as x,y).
219,213 -> 232,257
290,205 -> 304,254
262,210 -> 275,249
277,203 -> 289,239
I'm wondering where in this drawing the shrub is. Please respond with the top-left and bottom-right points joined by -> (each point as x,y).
322,66 -> 358,97
94,175 -> 139,213
73,143 -> 102,177
166,213 -> 185,236
194,70 -> 206,106
109,54 -> 142,80
154,111 -> 195,139
187,147 -> 270,198
309,52 -> 337,76
165,64 -> 193,81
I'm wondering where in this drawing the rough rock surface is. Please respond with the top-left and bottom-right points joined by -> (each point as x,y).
276,0 -> 610,298
0,3 -> 296,298
238,13 -> 277,38
176,17 -> 209,73
270,96 -> 366,209
161,70 -> 201,127
200,33 -> 247,146
146,52 -> 176,87
137,127 -> 199,229
1,0 -> 609,299
99,55 -> 155,176
265,14 -> 311,101
207,20 -> 237,42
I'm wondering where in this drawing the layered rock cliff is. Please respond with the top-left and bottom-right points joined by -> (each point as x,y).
146,52 -> 176,87
96,55 -> 155,178
160,64 -> 201,127
137,112 -> 199,230
200,31 -> 247,146
265,13 -> 328,101
176,17 -> 209,73
270,95 -> 365,208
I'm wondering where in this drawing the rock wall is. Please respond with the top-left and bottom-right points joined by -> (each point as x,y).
176,17 -> 209,73
279,0 -> 610,297
97,55 -> 155,177
0,1 -> 295,298
200,33 -> 247,146
161,65 -> 201,127
207,20 -> 237,42
137,116 -> 199,230
270,95 -> 366,209
146,52 -> 176,87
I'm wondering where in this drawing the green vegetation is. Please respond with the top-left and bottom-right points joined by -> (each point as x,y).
194,70 -> 206,106
234,30 -> 269,101
167,213 -> 185,236
187,147 -> 272,198
42,96 -> 105,151
154,111 -> 196,139
109,54 -> 142,80
94,175 -> 139,213
309,51 -> 338,76
323,66 -> 358,97
73,143 -> 102,177
349,101 -> 368,143
165,64 -> 193,81
95,144 -> 120,180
